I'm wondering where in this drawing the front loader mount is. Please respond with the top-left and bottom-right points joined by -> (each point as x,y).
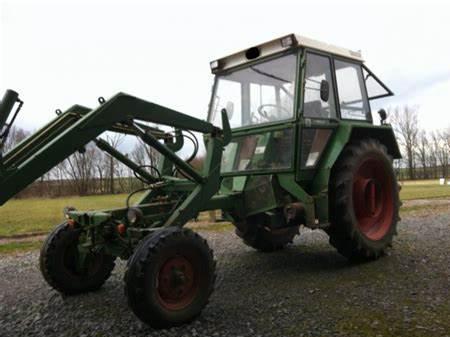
1,90 -> 243,327
0,89 -> 241,258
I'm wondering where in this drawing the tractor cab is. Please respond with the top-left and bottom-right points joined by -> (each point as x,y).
207,34 -> 394,181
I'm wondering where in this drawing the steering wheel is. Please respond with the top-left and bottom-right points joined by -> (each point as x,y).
257,104 -> 291,120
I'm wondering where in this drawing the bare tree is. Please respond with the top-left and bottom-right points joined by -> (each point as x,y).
445,127 -> 450,179
2,126 -> 30,153
131,139 -> 161,174
416,130 -> 429,179
104,133 -> 125,194
436,129 -> 449,179
390,105 -> 419,180
429,131 -> 439,179
52,161 -> 68,196
63,145 -> 98,195
92,148 -> 106,194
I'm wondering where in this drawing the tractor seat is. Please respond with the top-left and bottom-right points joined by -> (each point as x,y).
303,101 -> 328,118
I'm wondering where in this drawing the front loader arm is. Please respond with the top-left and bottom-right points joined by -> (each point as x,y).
0,92 -> 230,206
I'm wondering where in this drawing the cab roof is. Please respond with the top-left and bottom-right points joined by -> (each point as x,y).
210,34 -> 363,74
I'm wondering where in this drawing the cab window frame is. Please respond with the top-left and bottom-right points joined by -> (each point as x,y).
207,50 -> 300,133
219,122 -> 296,177
301,49 -> 338,121
332,56 -> 372,123
362,64 -> 394,100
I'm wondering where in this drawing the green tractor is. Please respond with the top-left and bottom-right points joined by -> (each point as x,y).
0,34 -> 401,328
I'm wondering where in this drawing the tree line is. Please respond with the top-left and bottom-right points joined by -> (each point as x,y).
3,104 -> 450,199
4,129 -> 161,198
390,105 -> 449,181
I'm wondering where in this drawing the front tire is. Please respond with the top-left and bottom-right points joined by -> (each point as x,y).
125,227 -> 216,328
328,139 -> 400,261
39,223 -> 116,295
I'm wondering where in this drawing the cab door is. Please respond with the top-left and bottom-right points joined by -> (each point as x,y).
296,51 -> 338,184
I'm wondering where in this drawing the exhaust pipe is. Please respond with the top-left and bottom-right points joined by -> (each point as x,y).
0,89 -> 19,130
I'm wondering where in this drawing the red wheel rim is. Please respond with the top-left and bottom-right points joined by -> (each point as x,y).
353,157 -> 394,241
156,255 -> 198,310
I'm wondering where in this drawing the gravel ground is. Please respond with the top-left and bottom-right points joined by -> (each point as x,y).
1,209 -> 449,337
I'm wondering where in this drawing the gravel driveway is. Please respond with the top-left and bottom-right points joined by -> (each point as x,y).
1,208 -> 449,337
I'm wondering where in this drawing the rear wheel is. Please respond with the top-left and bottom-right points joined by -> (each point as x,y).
39,223 -> 115,295
125,227 -> 216,328
328,139 -> 400,260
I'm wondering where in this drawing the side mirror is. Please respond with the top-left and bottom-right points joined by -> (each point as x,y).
320,80 -> 330,102
378,109 -> 387,125
225,101 -> 234,120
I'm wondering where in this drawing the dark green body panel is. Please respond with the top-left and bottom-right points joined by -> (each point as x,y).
309,122 -> 401,196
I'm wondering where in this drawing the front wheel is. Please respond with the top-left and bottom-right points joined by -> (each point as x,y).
124,227 -> 216,328
328,139 -> 401,261
39,223 -> 116,295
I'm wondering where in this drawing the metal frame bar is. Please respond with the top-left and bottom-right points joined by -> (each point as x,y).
132,123 -> 205,184
362,64 -> 394,100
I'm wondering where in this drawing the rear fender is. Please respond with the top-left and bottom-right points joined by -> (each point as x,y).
310,124 -> 400,196
349,126 -> 401,159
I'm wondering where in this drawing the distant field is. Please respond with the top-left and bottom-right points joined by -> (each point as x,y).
400,179 -> 450,200
0,179 -> 448,238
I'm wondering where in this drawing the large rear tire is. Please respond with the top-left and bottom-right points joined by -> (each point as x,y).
124,227 -> 216,328
39,223 -> 116,295
328,139 -> 400,261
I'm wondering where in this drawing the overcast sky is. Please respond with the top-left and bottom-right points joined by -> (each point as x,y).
1,0 -> 449,138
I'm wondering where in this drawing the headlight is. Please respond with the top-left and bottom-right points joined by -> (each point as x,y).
210,60 -> 219,71
127,207 -> 144,225
281,35 -> 295,48
63,206 -> 76,219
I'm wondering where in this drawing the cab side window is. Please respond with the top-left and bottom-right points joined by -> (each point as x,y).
334,60 -> 370,120
303,53 -> 336,119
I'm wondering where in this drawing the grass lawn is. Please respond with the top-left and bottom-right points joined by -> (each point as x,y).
399,179 -> 450,200
0,194 -> 131,237
0,179 -> 448,240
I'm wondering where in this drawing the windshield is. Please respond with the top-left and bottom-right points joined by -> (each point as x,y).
208,53 -> 297,128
